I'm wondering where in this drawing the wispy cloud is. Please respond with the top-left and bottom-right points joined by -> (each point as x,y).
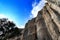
32,0 -> 37,8
30,0 -> 46,18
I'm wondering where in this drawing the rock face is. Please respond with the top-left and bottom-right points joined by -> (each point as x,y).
36,3 -> 60,40
22,1 -> 60,40
22,18 -> 37,40
46,0 -> 60,6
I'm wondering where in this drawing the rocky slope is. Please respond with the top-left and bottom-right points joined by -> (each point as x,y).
22,1 -> 60,40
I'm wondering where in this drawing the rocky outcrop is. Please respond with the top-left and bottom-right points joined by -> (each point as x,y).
22,18 -> 37,40
46,0 -> 60,6
22,1 -> 60,40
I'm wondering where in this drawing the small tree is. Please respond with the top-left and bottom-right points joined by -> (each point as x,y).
0,18 -> 19,40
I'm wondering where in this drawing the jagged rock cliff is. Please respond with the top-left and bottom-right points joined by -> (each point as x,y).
22,18 -> 37,40
22,1 -> 60,40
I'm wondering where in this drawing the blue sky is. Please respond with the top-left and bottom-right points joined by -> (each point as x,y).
0,0 -> 45,28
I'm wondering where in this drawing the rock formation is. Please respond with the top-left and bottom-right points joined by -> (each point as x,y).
22,0 -> 60,40
46,0 -> 60,6
22,18 -> 37,40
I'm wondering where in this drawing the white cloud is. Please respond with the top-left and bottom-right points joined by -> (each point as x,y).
31,0 -> 46,17
0,14 -> 7,18
0,14 -> 13,21
19,25 -> 24,28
